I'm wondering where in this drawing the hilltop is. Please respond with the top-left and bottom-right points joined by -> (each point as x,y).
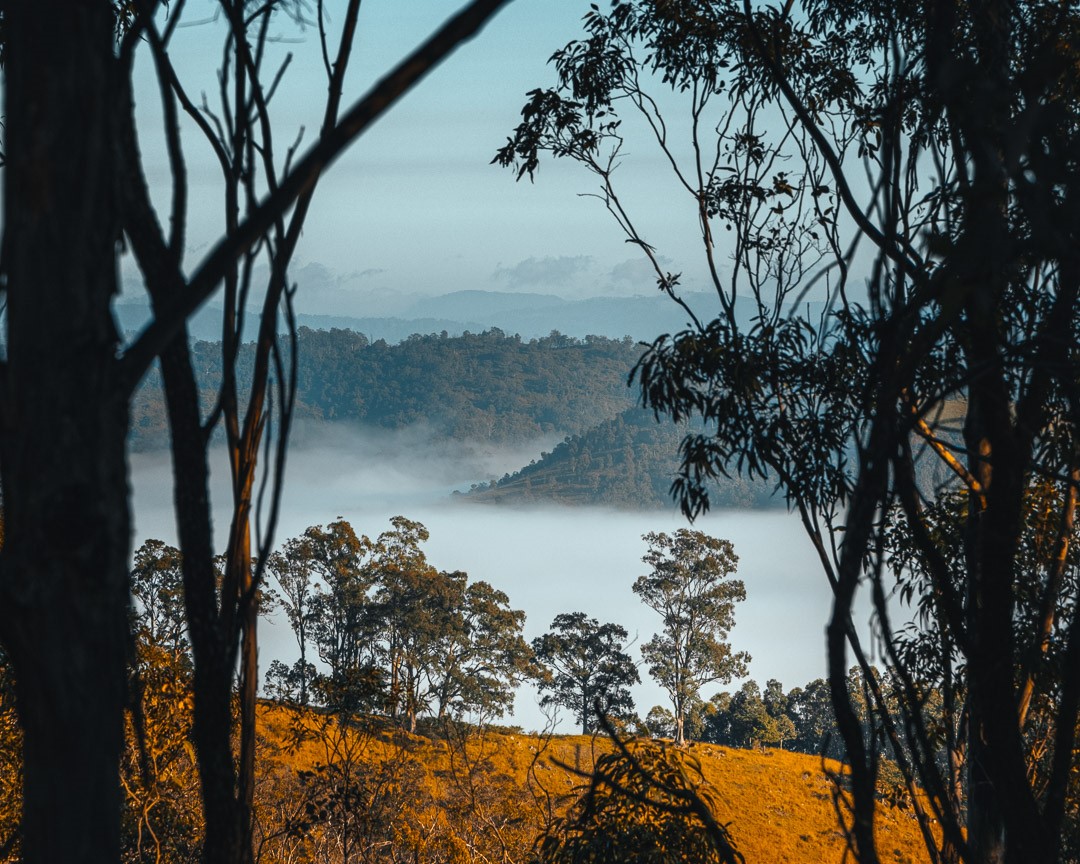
461,407 -> 780,510
131,328 -> 642,451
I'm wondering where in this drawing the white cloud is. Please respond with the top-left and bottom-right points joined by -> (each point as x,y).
606,255 -> 675,291
492,255 -> 595,289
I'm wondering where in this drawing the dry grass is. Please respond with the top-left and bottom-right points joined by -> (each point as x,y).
255,705 -> 932,864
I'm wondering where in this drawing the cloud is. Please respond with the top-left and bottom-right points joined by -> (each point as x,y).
358,267 -> 387,279
492,255 -> 594,289
607,255 -> 675,289
293,260 -> 339,290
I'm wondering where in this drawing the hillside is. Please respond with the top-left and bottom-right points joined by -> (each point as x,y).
131,328 -> 643,451
255,704 -> 932,864
461,407 -> 780,510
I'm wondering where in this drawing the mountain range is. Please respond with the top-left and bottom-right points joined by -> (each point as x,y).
115,288 -> 758,344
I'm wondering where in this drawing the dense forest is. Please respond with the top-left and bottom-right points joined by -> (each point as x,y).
131,328 -> 791,511
130,328 -> 643,452
462,408 -> 780,509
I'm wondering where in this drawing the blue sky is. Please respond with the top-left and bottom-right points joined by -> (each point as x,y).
130,0 -> 721,317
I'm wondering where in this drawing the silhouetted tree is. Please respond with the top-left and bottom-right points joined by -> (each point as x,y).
498,1 -> 1080,860
535,735 -> 743,864
0,2 -> 513,862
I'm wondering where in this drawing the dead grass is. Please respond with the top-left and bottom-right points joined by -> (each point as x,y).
255,704 -> 932,864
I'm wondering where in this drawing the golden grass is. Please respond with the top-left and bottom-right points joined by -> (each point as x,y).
255,704 -> 932,864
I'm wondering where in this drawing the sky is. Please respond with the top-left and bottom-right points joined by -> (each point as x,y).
130,0 -> 723,317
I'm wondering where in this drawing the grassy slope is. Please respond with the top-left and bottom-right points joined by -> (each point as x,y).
257,705 -> 931,864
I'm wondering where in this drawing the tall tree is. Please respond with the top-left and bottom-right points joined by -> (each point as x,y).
270,517 -> 534,728
532,611 -> 640,734
266,540 -> 319,706
303,521 -> 383,713
633,530 -> 748,746
498,1 -> 1080,860
0,2 -> 513,862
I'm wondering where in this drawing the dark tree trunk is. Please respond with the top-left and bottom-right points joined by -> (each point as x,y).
0,3 -> 130,863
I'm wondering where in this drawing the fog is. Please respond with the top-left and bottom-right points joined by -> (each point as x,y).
131,426 -> 848,733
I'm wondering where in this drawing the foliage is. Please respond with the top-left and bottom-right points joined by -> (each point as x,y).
266,532 -> 327,706
634,530 -> 749,745
533,612 -> 640,734
499,0 -> 1080,860
785,679 -> 841,759
123,545 -> 203,864
705,681 -> 796,750
464,407 -> 779,510
266,518 -> 536,730
122,642 -> 202,864
130,540 -> 189,660
0,0 -> 518,861
535,739 -> 743,864
0,644 -> 937,864
0,652 -> 19,864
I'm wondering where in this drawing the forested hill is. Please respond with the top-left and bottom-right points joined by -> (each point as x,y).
460,408 -> 780,510
131,328 -> 643,450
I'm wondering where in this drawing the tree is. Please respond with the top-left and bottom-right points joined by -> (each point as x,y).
533,611 -> 640,734
633,530 -> 748,746
369,517 -> 449,732
124,543 -> 202,864
266,538 -> 322,706
130,539 -> 189,661
499,1 -> 1080,860
289,520 -> 382,712
721,680 -> 796,750
270,517 -> 534,729
0,2 -> 514,862
535,737 -> 743,864
726,682 -> 772,750
427,577 -> 537,722
786,679 -> 841,760
762,679 -> 797,749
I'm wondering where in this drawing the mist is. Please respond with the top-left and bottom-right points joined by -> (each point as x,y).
131,425 -> 845,733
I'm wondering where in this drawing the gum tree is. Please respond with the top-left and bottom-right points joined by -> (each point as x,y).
498,1 -> 1080,861
633,530 -> 748,746
533,611 -> 640,734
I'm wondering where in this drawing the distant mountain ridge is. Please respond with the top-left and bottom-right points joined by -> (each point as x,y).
115,289 -> 748,344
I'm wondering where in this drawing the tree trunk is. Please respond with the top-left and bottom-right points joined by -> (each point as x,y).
0,3 -> 130,863
673,704 -> 685,747
159,336 -> 251,864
